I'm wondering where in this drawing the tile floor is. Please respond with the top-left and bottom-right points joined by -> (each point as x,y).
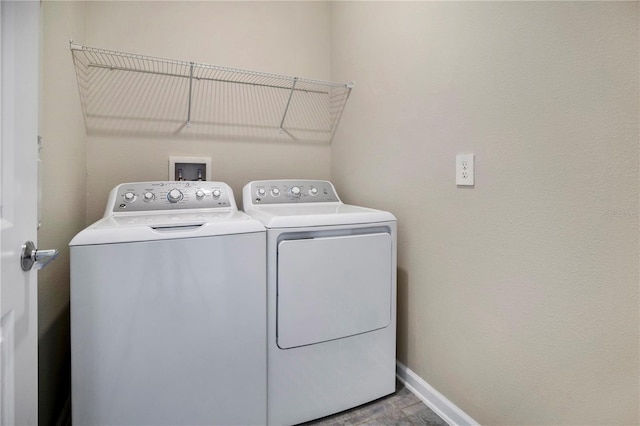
301,381 -> 448,426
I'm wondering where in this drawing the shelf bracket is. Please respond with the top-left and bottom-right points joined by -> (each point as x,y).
69,40 -> 83,51
186,62 -> 194,128
279,77 -> 298,132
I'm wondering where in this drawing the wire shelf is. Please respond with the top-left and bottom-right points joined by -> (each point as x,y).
70,42 -> 352,143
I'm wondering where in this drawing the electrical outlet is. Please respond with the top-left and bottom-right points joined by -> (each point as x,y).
456,154 -> 474,186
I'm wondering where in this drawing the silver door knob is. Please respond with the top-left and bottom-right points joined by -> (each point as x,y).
20,241 -> 59,271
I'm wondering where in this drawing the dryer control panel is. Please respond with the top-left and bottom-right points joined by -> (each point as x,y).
108,181 -> 235,214
246,180 -> 340,205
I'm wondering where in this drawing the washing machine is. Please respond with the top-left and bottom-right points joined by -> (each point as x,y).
242,179 -> 397,426
70,181 -> 266,426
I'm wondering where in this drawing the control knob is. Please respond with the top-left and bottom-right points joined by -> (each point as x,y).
257,188 -> 266,197
124,192 -> 135,202
212,189 -> 221,198
309,187 -> 318,196
195,190 -> 205,199
271,188 -> 280,196
167,189 -> 183,203
143,192 -> 155,202
291,186 -> 301,196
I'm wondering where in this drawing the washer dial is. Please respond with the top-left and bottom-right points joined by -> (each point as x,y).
167,189 -> 183,203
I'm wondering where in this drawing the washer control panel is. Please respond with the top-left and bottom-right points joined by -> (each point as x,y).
111,181 -> 233,213
247,180 -> 340,204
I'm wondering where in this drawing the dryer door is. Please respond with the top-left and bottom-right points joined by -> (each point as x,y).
277,232 -> 392,349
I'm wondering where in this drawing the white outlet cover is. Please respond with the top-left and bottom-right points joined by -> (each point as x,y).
456,153 -> 474,186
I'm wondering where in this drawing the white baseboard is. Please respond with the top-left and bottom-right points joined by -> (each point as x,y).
396,361 -> 479,426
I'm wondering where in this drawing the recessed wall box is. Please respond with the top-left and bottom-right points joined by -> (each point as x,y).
169,156 -> 212,181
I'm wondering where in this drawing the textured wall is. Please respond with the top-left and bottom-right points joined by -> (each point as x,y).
40,2 -> 640,425
330,2 -> 639,424
83,1 -> 333,222
39,1 -> 87,424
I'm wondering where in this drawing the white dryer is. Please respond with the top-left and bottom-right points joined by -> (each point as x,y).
70,181 -> 266,426
242,179 -> 397,426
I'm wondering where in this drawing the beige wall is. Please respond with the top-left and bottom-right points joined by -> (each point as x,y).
83,1 -> 332,222
330,2 -> 639,425
39,1 -> 87,424
40,1 -> 640,425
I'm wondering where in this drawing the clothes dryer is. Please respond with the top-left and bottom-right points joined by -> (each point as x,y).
242,179 -> 397,426
70,181 -> 266,426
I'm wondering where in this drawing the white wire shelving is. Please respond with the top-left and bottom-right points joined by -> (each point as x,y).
70,42 -> 352,143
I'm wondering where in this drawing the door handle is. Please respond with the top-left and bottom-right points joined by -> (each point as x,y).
20,241 -> 59,271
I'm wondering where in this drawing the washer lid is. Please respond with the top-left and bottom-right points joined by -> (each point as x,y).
243,203 -> 396,228
69,210 -> 264,246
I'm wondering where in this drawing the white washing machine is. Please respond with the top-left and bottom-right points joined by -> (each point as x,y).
242,179 -> 397,426
70,181 -> 266,426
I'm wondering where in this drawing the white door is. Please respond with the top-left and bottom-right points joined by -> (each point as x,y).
0,1 -> 41,425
